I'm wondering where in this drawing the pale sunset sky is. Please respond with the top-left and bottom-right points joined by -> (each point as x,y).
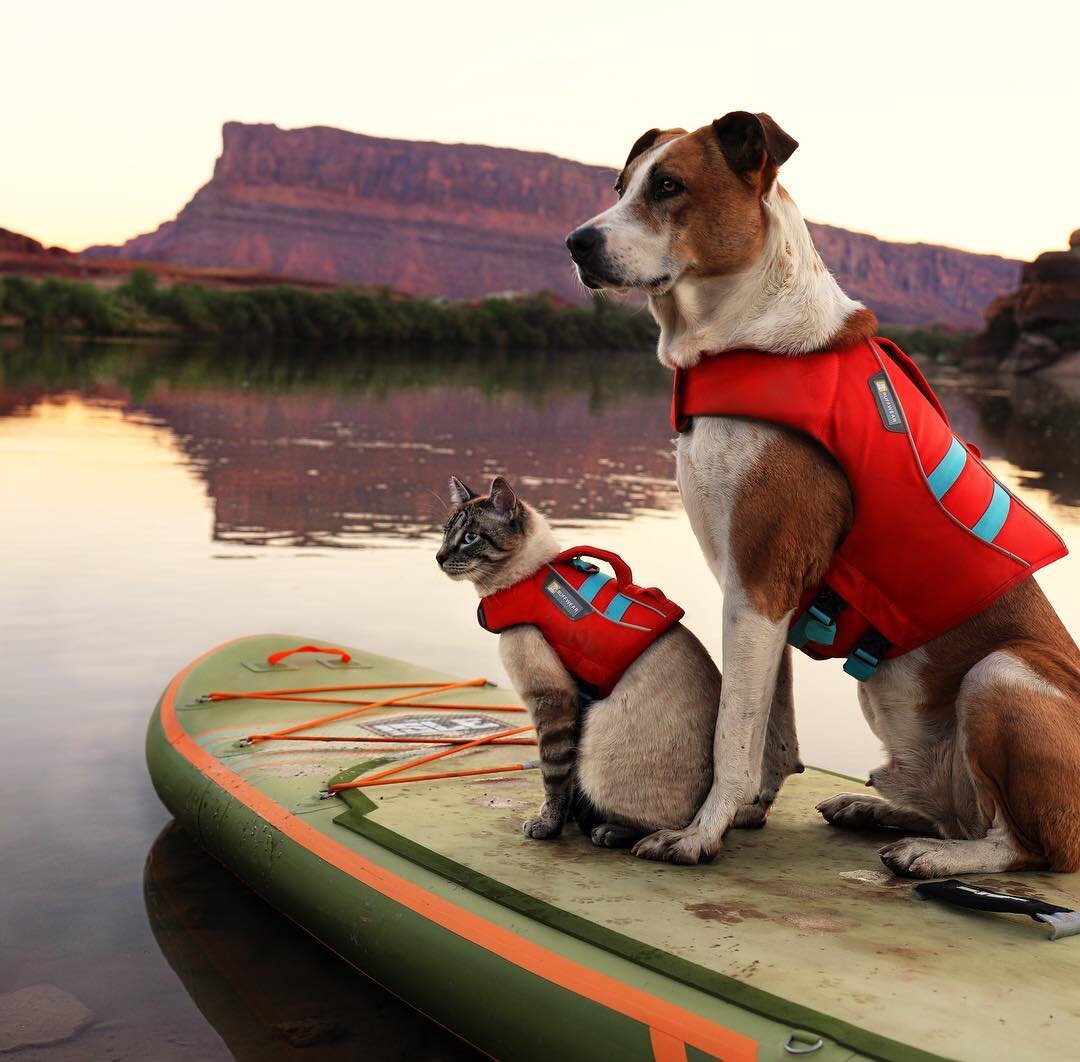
2,0 -> 1076,261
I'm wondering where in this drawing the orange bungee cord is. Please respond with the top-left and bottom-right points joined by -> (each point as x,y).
202,648 -> 541,793
325,724 -> 537,794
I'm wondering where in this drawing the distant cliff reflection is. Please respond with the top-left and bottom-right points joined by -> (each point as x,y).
3,338 -> 1079,546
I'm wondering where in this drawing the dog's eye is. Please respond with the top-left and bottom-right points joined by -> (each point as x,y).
655,176 -> 683,199
613,181 -> 624,198
461,532 -> 479,546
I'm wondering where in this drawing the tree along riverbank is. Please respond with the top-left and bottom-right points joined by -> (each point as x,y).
0,270 -> 970,358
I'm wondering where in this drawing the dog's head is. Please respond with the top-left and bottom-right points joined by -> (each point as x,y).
566,111 -> 798,295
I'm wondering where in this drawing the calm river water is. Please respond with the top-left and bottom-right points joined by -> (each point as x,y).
2,336 -> 1078,1058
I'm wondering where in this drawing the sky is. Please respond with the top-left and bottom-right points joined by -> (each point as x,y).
3,0 -> 1077,260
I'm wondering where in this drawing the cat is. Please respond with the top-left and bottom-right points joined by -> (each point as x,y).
436,474 -> 791,860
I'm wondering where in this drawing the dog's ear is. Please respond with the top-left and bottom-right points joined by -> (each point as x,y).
448,476 -> 476,505
488,476 -> 518,516
712,111 -> 798,176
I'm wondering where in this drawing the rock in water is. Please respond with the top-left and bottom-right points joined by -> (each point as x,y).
0,984 -> 92,1053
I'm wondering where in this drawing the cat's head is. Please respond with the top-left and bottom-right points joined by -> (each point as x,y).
436,475 -> 533,585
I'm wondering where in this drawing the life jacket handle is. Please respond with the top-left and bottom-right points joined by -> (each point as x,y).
553,546 -> 633,590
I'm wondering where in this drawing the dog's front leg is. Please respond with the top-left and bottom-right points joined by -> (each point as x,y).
733,645 -> 802,828
632,585 -> 789,864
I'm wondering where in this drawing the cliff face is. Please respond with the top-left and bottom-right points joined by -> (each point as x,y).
964,230 -> 1080,372
91,122 -> 1020,326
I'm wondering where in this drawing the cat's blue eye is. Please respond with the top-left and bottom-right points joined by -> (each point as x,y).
462,532 -> 479,546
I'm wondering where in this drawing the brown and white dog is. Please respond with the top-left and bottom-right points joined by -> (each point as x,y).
565,111 -> 1080,877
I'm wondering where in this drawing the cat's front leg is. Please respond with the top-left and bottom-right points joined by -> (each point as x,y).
499,626 -> 579,841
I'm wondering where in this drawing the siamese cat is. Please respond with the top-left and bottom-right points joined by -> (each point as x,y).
437,475 -> 798,860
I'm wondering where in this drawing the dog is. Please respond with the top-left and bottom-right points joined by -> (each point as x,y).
565,111 -> 1080,876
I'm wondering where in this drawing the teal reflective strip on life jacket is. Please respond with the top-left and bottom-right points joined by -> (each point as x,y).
577,572 -> 611,604
971,482 -> 1011,543
604,593 -> 633,622
927,436 -> 967,499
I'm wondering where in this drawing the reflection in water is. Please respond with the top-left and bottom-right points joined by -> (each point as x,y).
2,336 -> 1078,1058
3,339 -> 1080,548
144,823 -> 476,1061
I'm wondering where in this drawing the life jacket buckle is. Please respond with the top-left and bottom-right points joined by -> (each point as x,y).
843,628 -> 892,682
804,604 -> 837,646
843,647 -> 880,681
791,587 -> 843,648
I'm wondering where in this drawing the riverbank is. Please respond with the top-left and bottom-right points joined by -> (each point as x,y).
0,271 -> 974,357
0,271 -> 659,352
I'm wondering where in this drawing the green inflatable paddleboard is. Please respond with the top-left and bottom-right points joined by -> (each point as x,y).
147,635 -> 1080,1061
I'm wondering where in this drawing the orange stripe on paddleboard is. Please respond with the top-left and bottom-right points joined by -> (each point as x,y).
160,642 -> 758,1062
650,1027 -> 689,1062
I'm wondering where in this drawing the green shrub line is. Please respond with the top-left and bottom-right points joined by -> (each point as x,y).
0,270 -> 972,356
0,270 -> 659,351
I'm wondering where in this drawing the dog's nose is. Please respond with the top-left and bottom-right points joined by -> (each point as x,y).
566,226 -> 601,263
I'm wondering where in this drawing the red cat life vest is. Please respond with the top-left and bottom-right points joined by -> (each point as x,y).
477,546 -> 684,697
671,337 -> 1067,679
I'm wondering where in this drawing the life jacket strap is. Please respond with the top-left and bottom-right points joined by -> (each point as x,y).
788,586 -> 845,649
843,628 -> 893,682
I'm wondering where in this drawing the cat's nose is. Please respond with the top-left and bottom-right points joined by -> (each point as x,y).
435,550 -> 448,567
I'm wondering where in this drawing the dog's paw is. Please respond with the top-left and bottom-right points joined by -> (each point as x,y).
816,792 -> 884,830
879,837 -> 954,878
631,827 -> 719,865
522,814 -> 562,840
732,801 -> 769,830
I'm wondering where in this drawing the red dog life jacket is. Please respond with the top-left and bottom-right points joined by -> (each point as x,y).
671,337 -> 1067,679
477,546 -> 684,697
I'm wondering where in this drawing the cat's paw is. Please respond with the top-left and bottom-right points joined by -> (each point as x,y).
522,814 -> 563,840
590,823 -> 640,849
631,826 -> 719,865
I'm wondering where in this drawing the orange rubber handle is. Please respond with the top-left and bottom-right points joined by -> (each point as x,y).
266,645 -> 353,666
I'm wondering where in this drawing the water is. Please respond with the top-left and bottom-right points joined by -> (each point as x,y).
2,336 -> 1078,1058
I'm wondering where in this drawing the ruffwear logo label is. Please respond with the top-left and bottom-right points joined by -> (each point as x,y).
869,372 -> 906,433
542,571 -> 589,620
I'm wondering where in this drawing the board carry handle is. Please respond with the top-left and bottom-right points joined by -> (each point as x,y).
555,546 -> 633,589
266,645 -> 353,667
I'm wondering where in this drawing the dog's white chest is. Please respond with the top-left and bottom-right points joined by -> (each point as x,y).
675,417 -> 777,585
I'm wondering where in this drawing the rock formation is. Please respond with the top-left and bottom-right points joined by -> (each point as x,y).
964,230 -> 1080,372
86,122 -> 1020,327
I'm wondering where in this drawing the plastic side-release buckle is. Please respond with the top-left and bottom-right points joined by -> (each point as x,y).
787,612 -> 811,649
571,557 -> 600,574
843,647 -> 880,681
805,603 -> 838,646
790,587 -> 844,648
843,628 -> 892,682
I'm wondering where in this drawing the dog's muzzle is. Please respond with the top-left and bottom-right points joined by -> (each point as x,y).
565,226 -> 606,288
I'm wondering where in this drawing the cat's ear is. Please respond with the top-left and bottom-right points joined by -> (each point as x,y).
488,476 -> 518,516
448,476 -> 476,506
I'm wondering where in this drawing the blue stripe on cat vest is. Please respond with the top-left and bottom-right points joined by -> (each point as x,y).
927,437 -> 967,499
971,482 -> 1011,543
604,594 -> 633,622
577,572 -> 611,604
